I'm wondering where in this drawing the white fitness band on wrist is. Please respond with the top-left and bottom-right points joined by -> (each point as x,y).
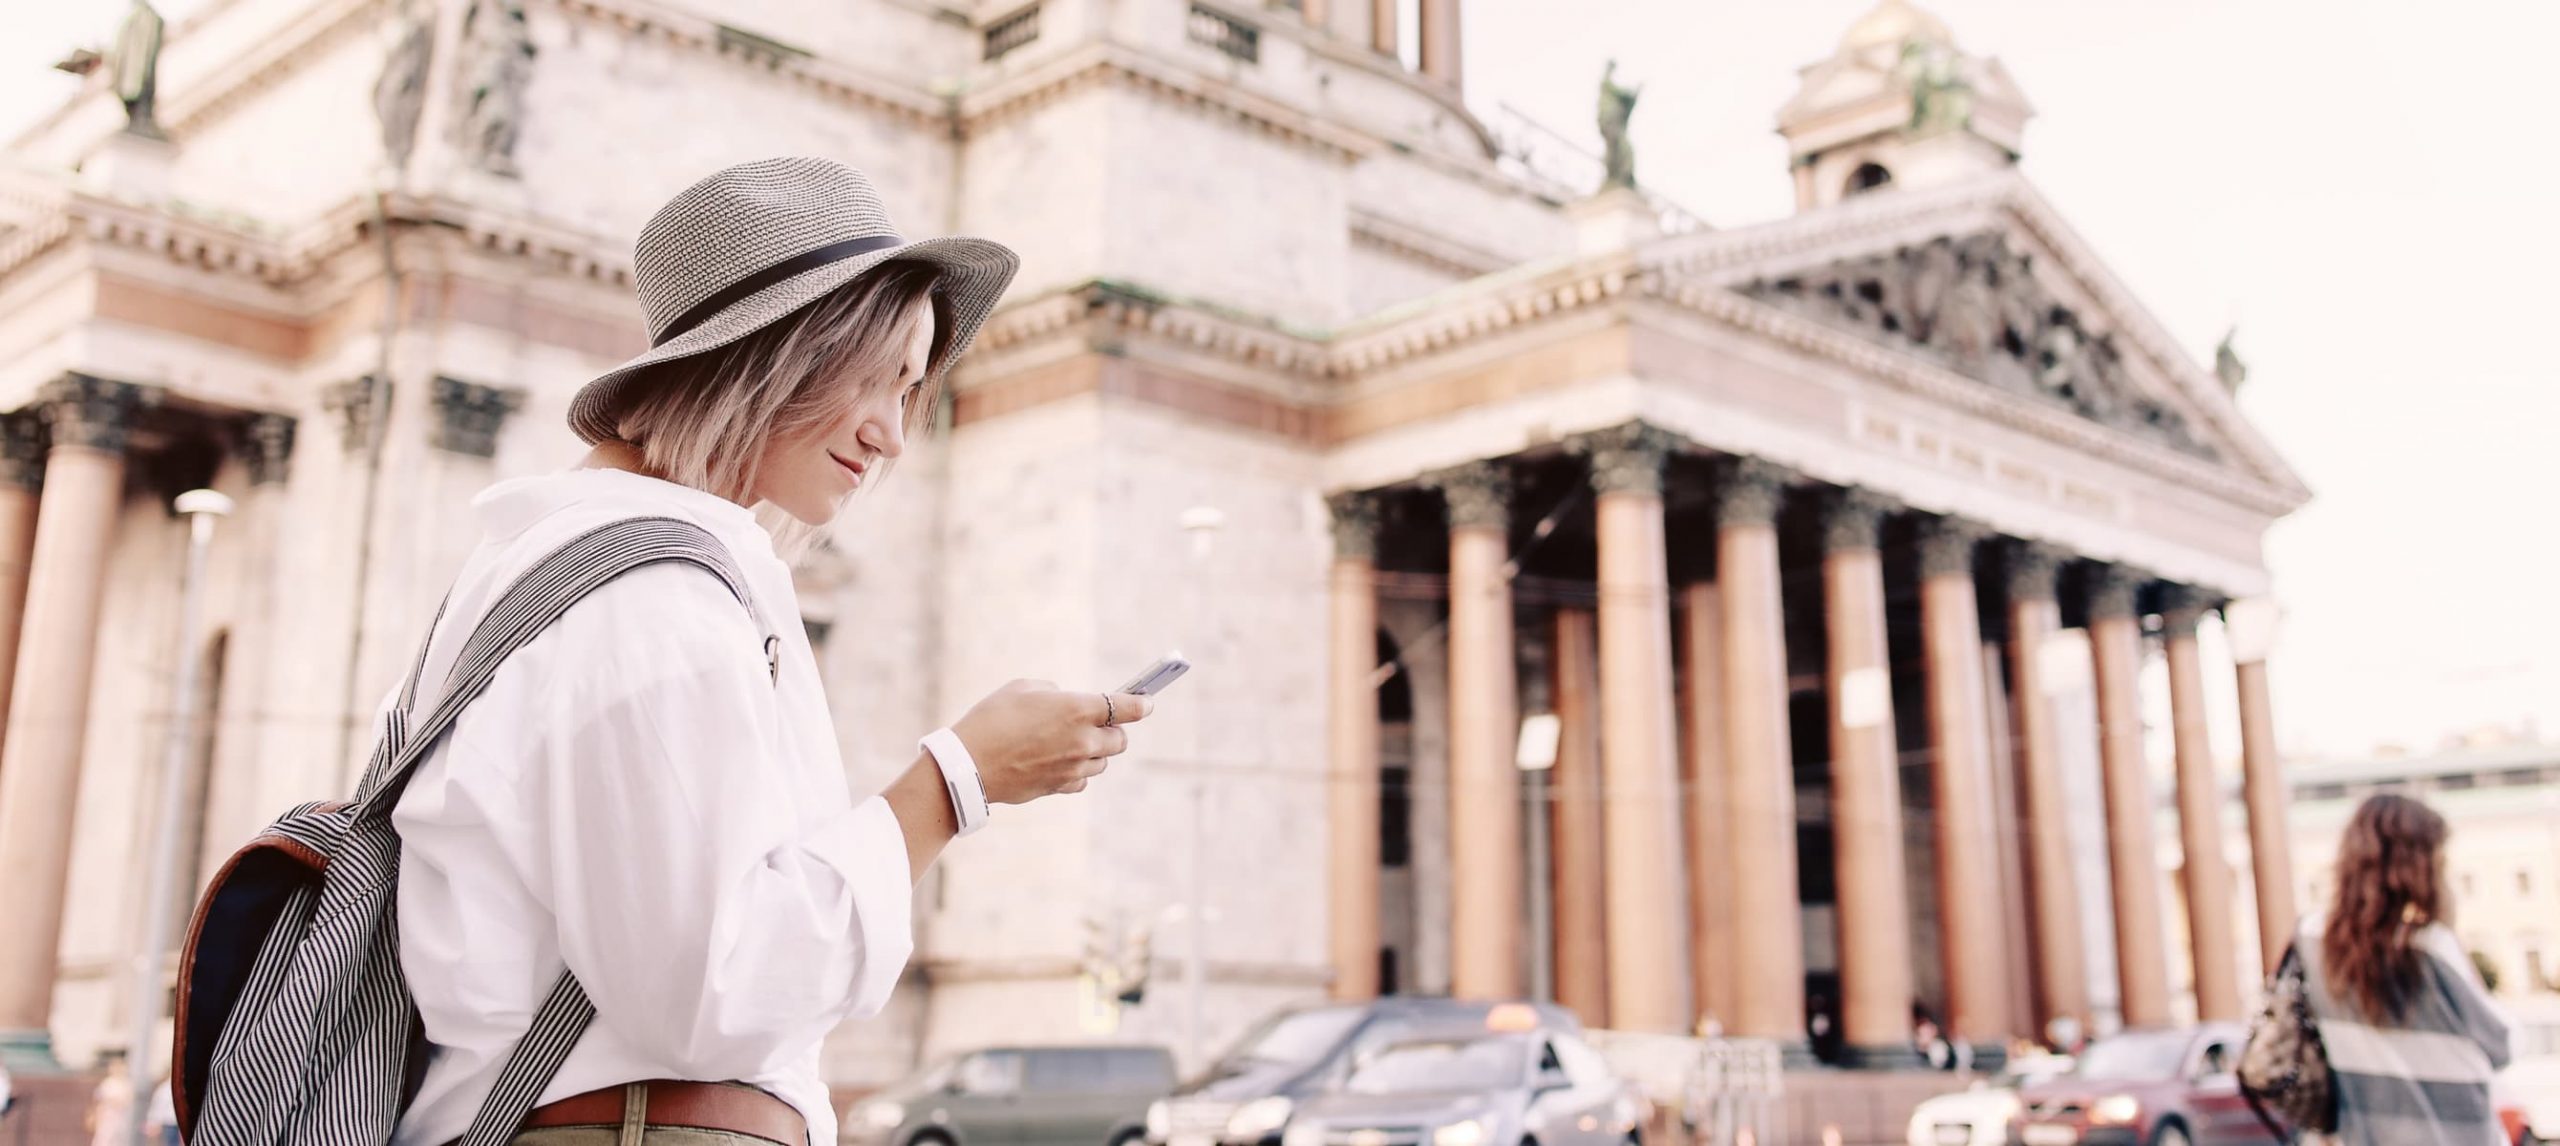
919,727 -> 991,837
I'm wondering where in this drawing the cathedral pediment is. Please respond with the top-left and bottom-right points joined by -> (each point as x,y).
1738,230 -> 2214,459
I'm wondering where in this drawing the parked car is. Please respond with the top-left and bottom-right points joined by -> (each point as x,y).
1279,1030 -> 1645,1146
846,1045 -> 1179,1146
1147,1000 -> 1584,1146
2006,1024 -> 2276,1146
1904,1053 -> 2076,1146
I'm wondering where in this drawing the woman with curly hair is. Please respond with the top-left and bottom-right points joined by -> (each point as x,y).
2298,793 -> 2511,1144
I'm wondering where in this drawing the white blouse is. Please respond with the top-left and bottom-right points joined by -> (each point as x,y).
390,468 -> 913,1146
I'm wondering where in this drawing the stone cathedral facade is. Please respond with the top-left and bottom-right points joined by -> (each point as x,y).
0,0 -> 2304,1107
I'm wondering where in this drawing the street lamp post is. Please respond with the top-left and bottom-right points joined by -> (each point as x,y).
126,489 -> 231,1146
1177,506 -> 1223,1069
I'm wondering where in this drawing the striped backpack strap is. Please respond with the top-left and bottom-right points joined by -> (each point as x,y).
364,516 -> 770,1146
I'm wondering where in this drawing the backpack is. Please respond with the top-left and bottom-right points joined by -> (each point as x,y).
171,517 -> 773,1146
2238,939 -> 2339,1138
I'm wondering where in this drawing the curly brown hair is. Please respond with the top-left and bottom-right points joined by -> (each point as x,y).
2321,793 -> 2452,1020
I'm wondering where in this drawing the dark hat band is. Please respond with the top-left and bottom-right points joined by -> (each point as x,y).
653,233 -> 908,347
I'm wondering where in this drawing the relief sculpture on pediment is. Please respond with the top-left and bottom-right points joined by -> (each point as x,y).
1740,231 -> 2217,459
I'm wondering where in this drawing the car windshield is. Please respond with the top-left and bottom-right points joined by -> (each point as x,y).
1346,1039 -> 1526,1095
1229,1007 -> 1366,1068
2074,1032 -> 2192,1082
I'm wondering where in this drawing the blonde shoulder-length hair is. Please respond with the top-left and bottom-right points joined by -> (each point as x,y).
608,261 -> 949,511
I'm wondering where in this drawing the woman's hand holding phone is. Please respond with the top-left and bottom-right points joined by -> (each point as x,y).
951,680 -> 1154,804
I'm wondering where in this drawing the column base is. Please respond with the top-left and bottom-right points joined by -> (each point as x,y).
1838,1042 -> 1927,1071
1964,1041 -> 2009,1073
0,1026 -> 65,1073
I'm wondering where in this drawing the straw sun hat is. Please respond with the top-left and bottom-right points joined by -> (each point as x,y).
567,157 -> 1021,444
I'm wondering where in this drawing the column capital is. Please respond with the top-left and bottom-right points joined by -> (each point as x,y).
322,375 -> 384,453
1327,491 -> 1381,561
1916,517 -> 1990,578
239,413 -> 297,486
0,412 -> 46,492
1819,487 -> 1895,554
2159,584 -> 2219,638
1431,460 -> 1512,531
2085,563 -> 2150,621
430,376 -> 526,459
1708,457 -> 1791,529
2003,540 -> 2066,602
37,374 -> 156,454
1573,421 -> 1679,496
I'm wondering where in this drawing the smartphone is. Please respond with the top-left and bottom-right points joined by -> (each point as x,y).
1119,652 -> 1191,696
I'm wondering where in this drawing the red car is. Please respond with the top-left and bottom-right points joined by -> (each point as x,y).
2007,1024 -> 2278,1146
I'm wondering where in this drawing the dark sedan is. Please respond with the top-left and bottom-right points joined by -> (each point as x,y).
2007,1024 -> 2276,1146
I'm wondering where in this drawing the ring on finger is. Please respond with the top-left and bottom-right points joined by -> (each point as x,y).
1101,693 -> 1119,728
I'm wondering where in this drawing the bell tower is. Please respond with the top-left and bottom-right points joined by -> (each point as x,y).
1775,0 -> 2034,211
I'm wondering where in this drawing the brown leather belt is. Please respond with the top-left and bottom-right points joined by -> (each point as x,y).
518,1081 -> 804,1146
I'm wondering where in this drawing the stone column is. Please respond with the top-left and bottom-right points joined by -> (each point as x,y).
1680,580 -> 1735,1032
0,414 -> 48,766
1549,608 -> 1607,1025
1712,458 -> 1806,1052
1920,519 -> 2013,1054
1327,493 -> 1383,1001
1819,489 -> 1918,1066
2227,599 -> 2295,973
2163,588 -> 2243,1023
1440,462 -> 1523,1000
0,375 -> 151,1064
1303,0 -> 1330,27
1371,0 -> 1397,57
2006,543 -> 2091,1040
1585,425 -> 1687,1033
197,416 -> 296,883
2089,564 -> 2172,1030
1419,0 -> 1462,87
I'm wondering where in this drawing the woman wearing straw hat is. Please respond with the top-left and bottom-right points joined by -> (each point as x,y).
388,158 -> 1148,1146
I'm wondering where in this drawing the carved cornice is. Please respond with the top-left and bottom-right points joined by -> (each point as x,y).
2084,562 -> 2148,621
0,413 -> 47,491
37,374 -> 159,454
1329,259 -> 1640,378
430,375 -> 525,458
1348,208 -> 1510,281
2003,540 -> 2064,602
1645,275 -> 2301,518
1430,460 -> 1511,531
1915,517 -> 1989,579
1572,421 -> 1678,497
1709,457 -> 1791,529
974,280 -> 1329,375
239,412 -> 297,485
1820,486 -> 1895,554
540,0 -> 944,128
959,43 -> 1377,164
1326,490 -> 1380,561
1649,169 -> 2307,509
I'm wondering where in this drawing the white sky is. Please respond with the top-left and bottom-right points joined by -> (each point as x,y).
6,1 -> 2555,761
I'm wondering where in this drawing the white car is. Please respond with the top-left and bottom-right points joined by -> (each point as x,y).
1904,1054 -> 2075,1146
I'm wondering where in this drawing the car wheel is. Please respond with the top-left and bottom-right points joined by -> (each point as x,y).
2147,1121 -> 2190,1146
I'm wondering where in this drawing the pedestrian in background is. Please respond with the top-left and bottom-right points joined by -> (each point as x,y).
144,1076 -> 178,1146
85,1051 -> 131,1146
2298,794 -> 2511,1145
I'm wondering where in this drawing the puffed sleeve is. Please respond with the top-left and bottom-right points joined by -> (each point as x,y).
512,563 -> 914,1078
